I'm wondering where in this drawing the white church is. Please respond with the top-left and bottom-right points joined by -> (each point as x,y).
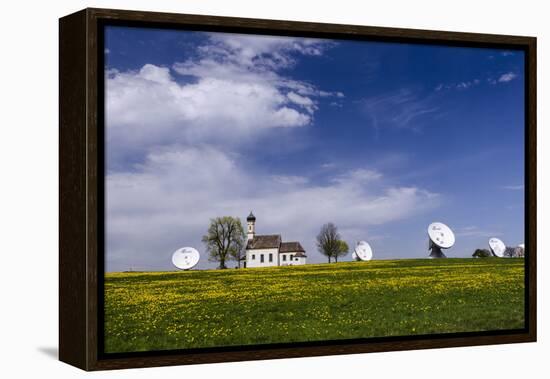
244,212 -> 307,268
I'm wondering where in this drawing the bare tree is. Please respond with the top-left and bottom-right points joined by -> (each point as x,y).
202,216 -> 246,269
316,223 -> 341,263
503,246 -> 518,258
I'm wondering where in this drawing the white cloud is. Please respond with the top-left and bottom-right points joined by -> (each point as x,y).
455,225 -> 502,238
287,91 -> 317,114
498,72 -> 517,83
271,175 -> 310,186
200,33 -> 333,70
436,79 -> 481,92
106,33 -> 344,169
107,64 -> 308,140
501,184 -> 524,191
363,89 -> 438,131
331,168 -> 382,185
138,63 -> 172,83
106,65 -> 314,169
106,147 -> 440,271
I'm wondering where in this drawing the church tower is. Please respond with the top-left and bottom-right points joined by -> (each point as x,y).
246,211 -> 256,241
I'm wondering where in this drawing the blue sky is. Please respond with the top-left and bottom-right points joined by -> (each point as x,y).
104,26 -> 524,272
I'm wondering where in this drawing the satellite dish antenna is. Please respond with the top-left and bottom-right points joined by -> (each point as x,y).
489,238 -> 506,257
172,247 -> 200,270
354,241 -> 373,261
427,222 -> 455,258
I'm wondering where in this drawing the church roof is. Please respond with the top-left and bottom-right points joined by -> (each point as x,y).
247,211 -> 256,221
247,234 -> 281,250
280,242 -> 306,253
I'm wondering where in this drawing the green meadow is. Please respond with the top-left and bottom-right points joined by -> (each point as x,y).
104,258 -> 525,353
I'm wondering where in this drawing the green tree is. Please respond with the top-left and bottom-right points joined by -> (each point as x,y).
202,216 -> 246,269
334,240 -> 349,263
472,248 -> 492,258
316,222 -> 342,263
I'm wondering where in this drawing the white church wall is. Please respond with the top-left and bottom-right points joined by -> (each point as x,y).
295,256 -> 307,265
280,252 -> 306,266
246,248 -> 279,268
279,253 -> 292,265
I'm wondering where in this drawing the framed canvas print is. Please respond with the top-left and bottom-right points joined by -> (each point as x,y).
59,8 -> 536,371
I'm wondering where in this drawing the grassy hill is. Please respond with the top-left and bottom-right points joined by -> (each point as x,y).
104,258 -> 525,353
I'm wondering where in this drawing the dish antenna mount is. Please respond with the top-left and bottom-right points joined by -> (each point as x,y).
427,222 -> 455,258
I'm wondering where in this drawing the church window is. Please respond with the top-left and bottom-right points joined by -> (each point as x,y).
252,254 -> 255,260
269,253 -> 273,262
260,254 -> 264,263
282,255 -> 286,261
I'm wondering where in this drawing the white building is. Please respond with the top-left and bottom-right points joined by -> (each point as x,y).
244,212 -> 306,268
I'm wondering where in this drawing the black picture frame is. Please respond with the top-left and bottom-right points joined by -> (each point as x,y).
59,7 -> 537,371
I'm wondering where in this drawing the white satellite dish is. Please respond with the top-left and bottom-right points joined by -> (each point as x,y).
489,238 -> 506,257
354,241 -> 373,261
172,247 -> 200,270
427,222 -> 455,258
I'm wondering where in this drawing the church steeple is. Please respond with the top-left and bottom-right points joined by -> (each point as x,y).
247,211 -> 256,240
